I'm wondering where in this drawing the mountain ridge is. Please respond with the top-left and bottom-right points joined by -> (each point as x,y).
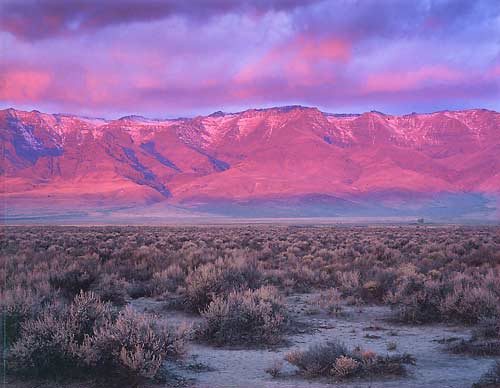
2,106 -> 499,221
3,105 -> 498,122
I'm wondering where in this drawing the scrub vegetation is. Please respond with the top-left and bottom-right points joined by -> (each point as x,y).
1,225 -> 499,386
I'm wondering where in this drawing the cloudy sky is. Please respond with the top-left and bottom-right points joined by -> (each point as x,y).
0,0 -> 499,118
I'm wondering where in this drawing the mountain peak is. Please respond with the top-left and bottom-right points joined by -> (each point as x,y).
2,105 -> 500,219
118,114 -> 151,121
274,105 -> 311,113
208,111 -> 227,117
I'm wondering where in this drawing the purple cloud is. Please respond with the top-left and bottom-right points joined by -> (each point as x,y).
0,0 -> 498,117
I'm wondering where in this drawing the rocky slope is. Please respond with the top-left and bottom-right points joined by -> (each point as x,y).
2,106 -> 499,219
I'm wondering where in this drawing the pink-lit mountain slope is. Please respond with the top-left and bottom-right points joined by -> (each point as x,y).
2,106 -> 499,221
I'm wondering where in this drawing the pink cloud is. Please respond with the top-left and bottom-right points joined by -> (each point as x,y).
0,67 -> 52,101
235,34 -> 350,86
491,65 -> 500,77
364,65 -> 465,93
84,72 -> 120,105
297,35 -> 350,62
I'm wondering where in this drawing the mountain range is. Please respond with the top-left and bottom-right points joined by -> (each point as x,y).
2,106 -> 499,222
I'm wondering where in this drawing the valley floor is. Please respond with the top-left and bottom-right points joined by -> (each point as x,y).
4,225 -> 500,388
131,294 -> 498,388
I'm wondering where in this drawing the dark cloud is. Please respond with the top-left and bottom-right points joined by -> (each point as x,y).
292,0 -> 499,41
0,0 -> 318,40
2,0 -> 498,43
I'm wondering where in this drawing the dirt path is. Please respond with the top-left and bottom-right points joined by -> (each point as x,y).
131,295 -> 499,388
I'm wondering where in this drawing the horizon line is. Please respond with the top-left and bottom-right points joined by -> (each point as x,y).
1,105 -> 498,123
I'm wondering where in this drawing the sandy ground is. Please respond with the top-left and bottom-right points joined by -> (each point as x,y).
131,294 -> 499,388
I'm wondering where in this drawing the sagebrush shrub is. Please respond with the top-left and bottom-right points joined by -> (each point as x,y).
385,275 -> 444,323
439,284 -> 498,324
3,225 -> 500,384
199,286 -> 287,345
49,264 -> 98,299
8,291 -> 111,376
185,255 -> 261,312
8,308 -> 75,376
285,341 -> 349,376
0,287 -> 51,345
336,271 -> 360,296
8,292 -> 185,381
152,264 -> 185,296
84,306 -> 186,379
64,291 -> 114,345
91,273 -> 128,306
285,341 -> 414,379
